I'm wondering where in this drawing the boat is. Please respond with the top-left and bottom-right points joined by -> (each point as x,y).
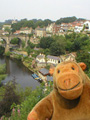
31,73 -> 42,82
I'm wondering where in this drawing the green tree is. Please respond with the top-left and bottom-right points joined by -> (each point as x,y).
4,27 -> 11,34
8,82 -> 53,120
28,41 -> 35,49
0,46 -> 5,55
26,46 -> 31,56
71,40 -> 81,51
39,37 -> 54,49
76,51 -> 90,71
0,64 -> 7,85
10,38 -> 19,44
50,36 -> 66,56
22,40 -> 25,48
56,16 -> 77,24
0,79 -> 20,117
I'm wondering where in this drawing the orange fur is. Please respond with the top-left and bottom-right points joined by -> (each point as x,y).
27,61 -> 90,120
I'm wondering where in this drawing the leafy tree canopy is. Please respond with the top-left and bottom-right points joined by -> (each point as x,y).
10,38 -> 20,44
56,16 -> 77,24
39,37 -> 55,49
50,35 -> 66,56
0,46 -> 5,55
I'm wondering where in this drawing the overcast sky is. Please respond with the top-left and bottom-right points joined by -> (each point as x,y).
0,0 -> 90,22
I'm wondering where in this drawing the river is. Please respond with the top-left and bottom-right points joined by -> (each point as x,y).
0,56 -> 40,90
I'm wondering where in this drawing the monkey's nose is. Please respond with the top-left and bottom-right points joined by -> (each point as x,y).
64,79 -> 71,88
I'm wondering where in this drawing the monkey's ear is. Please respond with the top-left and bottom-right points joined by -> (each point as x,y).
49,67 -> 55,76
79,62 -> 87,71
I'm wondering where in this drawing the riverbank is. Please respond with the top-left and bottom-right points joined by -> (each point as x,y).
0,56 -> 40,89
9,51 -> 36,73
5,51 -> 50,87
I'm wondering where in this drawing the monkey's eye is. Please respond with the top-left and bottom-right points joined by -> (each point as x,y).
58,70 -> 60,73
72,67 -> 75,70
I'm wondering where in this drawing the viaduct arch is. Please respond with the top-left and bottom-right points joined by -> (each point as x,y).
0,34 -> 30,53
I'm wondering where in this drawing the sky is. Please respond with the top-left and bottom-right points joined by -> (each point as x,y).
0,0 -> 90,22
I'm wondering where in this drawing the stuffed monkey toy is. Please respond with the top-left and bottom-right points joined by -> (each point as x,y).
27,61 -> 90,120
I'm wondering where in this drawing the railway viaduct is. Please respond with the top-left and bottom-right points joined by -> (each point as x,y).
0,34 -> 30,52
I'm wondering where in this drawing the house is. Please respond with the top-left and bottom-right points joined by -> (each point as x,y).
20,27 -> 33,34
52,24 -> 61,34
2,24 -> 11,31
38,68 -> 50,83
0,30 -> 4,35
35,27 -> 46,37
47,55 -> 60,65
30,36 -> 40,44
38,68 -> 53,85
13,30 -> 20,35
12,20 -> 17,24
74,26 -> 83,33
60,52 -> 76,62
46,23 -> 55,33
36,53 -> 46,67
84,21 -> 90,31
74,22 -> 84,33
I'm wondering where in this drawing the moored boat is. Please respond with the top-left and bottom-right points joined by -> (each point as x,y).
31,73 -> 42,82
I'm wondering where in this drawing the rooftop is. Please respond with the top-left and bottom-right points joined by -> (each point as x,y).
39,68 -> 49,76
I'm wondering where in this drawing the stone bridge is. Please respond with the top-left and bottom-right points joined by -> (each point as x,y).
0,34 -> 30,52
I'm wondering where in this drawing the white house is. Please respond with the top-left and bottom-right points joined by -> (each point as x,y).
84,21 -> 90,31
47,55 -> 60,65
35,27 -> 46,37
60,52 -> 76,62
46,23 -> 55,33
36,53 -> 46,67
36,53 -> 45,63
74,26 -> 83,33
2,25 -> 11,31
20,27 -> 33,34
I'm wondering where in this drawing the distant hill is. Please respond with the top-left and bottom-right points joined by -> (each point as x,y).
56,16 -> 86,24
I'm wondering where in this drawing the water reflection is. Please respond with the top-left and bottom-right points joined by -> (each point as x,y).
0,56 -> 40,89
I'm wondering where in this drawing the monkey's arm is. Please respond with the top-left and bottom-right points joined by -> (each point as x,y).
27,94 -> 53,120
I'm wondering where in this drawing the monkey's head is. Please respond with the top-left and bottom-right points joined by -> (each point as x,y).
49,61 -> 87,100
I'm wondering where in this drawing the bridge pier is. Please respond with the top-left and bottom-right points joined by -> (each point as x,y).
20,44 -> 22,49
5,44 -> 10,53
24,35 -> 29,48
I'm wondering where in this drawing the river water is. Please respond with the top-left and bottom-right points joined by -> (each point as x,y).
0,56 -> 40,90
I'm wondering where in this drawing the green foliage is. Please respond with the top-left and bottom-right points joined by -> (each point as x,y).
65,33 -> 90,52
71,40 -> 81,51
14,54 -> 22,60
22,40 -> 25,48
44,48 -> 50,55
28,41 -> 35,49
76,51 -> 90,71
11,19 -> 52,32
5,51 -> 11,56
39,37 -> 54,49
0,64 -> 6,74
10,38 -> 19,44
0,79 -> 21,117
28,34 -> 33,38
50,35 -> 66,56
4,27 -> 11,34
0,74 -> 7,81
56,16 -> 77,24
0,64 -> 7,85
25,46 -> 31,56
87,69 -> 90,78
0,46 -> 5,55
2,82 -> 53,120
